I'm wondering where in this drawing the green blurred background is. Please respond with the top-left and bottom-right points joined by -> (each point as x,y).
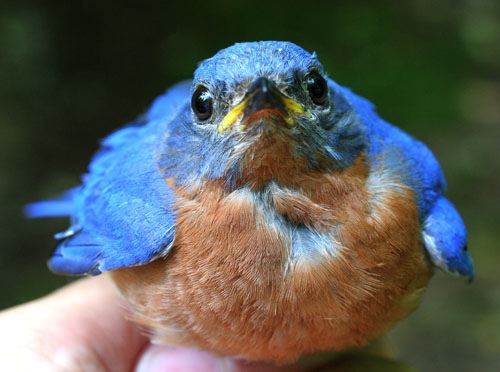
0,0 -> 498,370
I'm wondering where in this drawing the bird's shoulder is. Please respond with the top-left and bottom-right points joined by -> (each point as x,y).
334,83 -> 473,279
48,81 -> 192,275
333,82 -> 446,216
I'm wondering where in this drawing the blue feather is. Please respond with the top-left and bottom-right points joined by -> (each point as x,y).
30,41 -> 472,280
146,80 -> 191,121
25,187 -> 80,218
333,82 -> 446,217
36,83 -> 189,275
334,82 -> 472,280
422,197 -> 473,281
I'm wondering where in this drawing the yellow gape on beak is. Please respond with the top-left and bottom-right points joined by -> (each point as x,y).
218,97 -> 250,133
282,97 -> 305,115
218,77 -> 306,133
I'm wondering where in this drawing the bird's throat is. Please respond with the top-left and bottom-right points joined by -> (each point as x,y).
228,134 -> 309,190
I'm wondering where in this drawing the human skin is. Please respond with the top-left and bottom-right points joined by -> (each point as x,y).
0,275 -> 300,372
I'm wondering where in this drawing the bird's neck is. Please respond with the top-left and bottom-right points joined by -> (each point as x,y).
224,135 -> 338,191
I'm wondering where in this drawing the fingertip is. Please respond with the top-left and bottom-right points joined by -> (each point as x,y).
136,344 -> 235,372
135,344 -> 302,372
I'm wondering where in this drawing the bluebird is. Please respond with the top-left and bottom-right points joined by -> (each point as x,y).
27,41 -> 474,363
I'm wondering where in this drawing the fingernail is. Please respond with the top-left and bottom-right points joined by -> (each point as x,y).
136,344 -> 236,372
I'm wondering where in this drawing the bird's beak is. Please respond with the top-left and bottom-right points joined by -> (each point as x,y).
218,77 -> 305,133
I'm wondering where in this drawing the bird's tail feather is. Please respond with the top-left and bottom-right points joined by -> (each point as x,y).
24,187 -> 79,218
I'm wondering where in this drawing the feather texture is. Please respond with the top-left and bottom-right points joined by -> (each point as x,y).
28,41 -> 473,362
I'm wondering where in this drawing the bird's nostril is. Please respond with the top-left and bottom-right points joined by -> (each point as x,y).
250,77 -> 272,94
259,78 -> 269,93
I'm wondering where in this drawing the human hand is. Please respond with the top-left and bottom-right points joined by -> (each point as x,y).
0,275 -> 298,372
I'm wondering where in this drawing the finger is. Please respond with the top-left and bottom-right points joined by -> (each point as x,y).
0,275 -> 148,372
135,344 -> 301,372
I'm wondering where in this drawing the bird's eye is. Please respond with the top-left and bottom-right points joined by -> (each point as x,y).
306,72 -> 328,106
191,85 -> 213,121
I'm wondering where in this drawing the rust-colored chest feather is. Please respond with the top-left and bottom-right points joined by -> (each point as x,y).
112,156 -> 432,363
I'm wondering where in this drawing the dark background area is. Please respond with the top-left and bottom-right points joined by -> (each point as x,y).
1,1 -> 499,371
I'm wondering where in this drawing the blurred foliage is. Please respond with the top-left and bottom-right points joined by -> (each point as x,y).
0,0 -> 499,371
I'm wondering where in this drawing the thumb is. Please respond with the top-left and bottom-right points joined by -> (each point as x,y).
0,275 -> 147,371
136,344 -> 300,372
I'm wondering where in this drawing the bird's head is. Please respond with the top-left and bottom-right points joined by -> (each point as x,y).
161,41 -> 365,189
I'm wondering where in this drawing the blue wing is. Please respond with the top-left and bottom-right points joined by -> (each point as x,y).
25,187 -> 81,218
333,82 -> 446,215
27,81 -> 191,275
334,82 -> 474,280
422,196 -> 474,281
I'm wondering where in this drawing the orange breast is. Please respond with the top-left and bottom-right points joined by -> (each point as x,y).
111,156 -> 432,363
